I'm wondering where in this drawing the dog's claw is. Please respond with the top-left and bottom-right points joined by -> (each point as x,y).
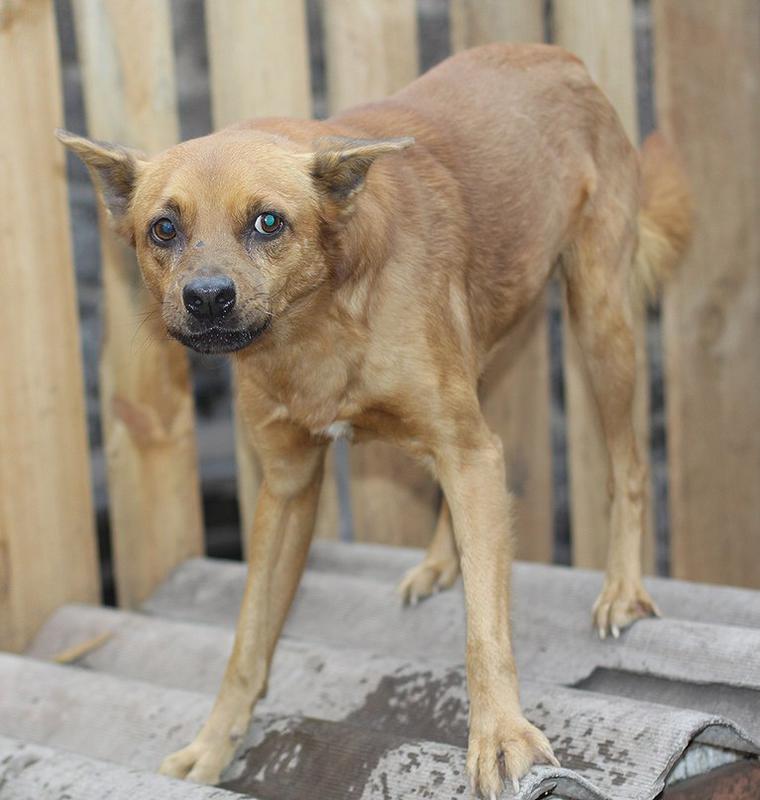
397,557 -> 460,607
592,577 -> 660,638
467,712 -> 555,798
540,741 -> 560,768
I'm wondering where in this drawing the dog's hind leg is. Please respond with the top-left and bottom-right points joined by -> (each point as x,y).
562,198 -> 659,638
397,498 -> 460,604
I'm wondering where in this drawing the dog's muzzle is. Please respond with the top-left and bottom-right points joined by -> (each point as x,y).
169,318 -> 271,354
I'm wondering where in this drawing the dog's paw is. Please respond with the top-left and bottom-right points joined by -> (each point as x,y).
397,556 -> 459,605
159,738 -> 234,785
592,577 -> 660,639
467,711 -> 558,797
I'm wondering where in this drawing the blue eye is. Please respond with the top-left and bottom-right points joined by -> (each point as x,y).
151,218 -> 177,242
254,212 -> 283,236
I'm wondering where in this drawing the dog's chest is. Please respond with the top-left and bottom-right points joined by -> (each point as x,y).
245,340 -> 409,446
262,400 -> 356,442
318,420 -> 354,441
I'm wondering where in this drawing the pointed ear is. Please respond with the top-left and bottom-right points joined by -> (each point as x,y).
309,136 -> 414,202
55,129 -> 146,235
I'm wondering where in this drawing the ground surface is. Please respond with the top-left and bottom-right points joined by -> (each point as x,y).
2,540 -> 759,799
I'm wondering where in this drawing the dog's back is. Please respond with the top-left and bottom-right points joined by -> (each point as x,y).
331,43 -> 668,344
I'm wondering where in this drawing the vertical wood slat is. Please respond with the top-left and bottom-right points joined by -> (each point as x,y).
72,0 -> 204,607
653,0 -> 760,587
322,0 -> 436,546
206,0 -> 312,128
450,0 -> 554,563
323,0 -> 419,113
450,0 -> 544,49
204,0 -> 340,541
0,0 -> 99,650
554,0 -> 656,573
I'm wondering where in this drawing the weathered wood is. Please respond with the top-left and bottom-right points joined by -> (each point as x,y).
323,0 -> 419,112
204,0 -> 339,540
554,0 -> 655,573
322,0 -> 436,546
653,1 -> 760,587
205,0 -> 311,127
450,0 -> 544,50
72,0 -> 203,607
0,0 -> 99,651
554,1 -> 638,137
344,441 -> 439,547
450,0 -> 553,562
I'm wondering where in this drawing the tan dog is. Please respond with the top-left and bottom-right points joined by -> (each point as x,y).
59,43 -> 690,797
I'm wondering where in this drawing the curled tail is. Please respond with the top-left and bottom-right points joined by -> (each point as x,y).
632,132 -> 692,303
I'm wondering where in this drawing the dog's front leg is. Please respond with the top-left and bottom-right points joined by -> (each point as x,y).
160,428 -> 325,784
436,422 -> 557,796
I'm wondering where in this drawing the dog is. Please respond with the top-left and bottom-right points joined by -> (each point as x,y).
59,42 -> 690,797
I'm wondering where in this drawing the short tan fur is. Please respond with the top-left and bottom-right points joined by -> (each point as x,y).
59,43 -> 690,797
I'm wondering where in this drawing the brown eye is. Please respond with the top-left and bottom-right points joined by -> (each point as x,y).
254,212 -> 283,237
151,217 -> 177,242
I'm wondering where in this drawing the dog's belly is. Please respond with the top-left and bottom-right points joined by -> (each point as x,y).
316,420 -> 353,441
304,404 -> 432,462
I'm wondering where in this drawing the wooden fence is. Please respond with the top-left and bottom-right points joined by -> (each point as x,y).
1,0 -> 758,652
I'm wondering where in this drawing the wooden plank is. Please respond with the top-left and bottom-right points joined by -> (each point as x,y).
554,0 -> 655,572
204,0 -> 339,540
0,0 -> 99,651
450,0 -> 553,562
323,0 -> 419,112
653,0 -> 760,587
450,0 -> 544,50
321,0 -> 435,546
205,0 -> 311,127
72,0 -> 203,607
554,1 -> 639,137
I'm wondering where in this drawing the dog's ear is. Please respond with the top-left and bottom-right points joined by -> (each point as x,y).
309,136 -> 414,203
55,129 -> 146,239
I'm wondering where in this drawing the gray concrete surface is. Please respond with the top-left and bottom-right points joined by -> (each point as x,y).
3,539 -> 758,799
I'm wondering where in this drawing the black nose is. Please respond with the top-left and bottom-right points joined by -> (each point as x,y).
182,276 -> 236,321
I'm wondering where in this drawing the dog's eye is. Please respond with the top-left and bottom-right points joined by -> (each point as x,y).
254,212 -> 284,237
151,218 -> 177,243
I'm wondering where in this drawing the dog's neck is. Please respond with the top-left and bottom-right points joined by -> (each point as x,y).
233,175 -> 397,430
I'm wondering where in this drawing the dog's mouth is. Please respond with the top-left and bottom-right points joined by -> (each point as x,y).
168,318 -> 271,355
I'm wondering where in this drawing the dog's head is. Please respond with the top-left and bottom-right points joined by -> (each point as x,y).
57,128 -> 412,354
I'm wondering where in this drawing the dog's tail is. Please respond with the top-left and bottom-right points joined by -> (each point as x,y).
632,131 -> 692,303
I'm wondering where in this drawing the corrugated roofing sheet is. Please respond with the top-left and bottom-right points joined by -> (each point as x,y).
2,540 -> 760,799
